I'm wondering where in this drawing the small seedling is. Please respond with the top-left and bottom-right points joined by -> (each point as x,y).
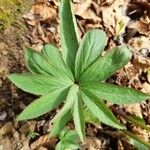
27,131 -> 39,139
8,0 -> 150,148
115,19 -> 125,37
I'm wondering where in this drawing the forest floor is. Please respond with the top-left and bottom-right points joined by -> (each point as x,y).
0,0 -> 150,149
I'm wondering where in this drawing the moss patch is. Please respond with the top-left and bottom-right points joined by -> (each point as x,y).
0,0 -> 29,29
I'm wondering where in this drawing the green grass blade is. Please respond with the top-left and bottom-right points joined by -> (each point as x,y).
17,88 -> 69,120
80,90 -> 124,129
8,73 -> 73,95
83,106 -> 100,125
73,94 -> 85,142
80,46 -> 131,83
75,29 -> 106,80
81,82 -> 150,104
60,0 -> 79,72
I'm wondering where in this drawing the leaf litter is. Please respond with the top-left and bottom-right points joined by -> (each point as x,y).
0,0 -> 150,149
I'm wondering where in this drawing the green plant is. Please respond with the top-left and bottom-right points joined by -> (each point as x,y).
56,129 -> 80,150
115,19 -> 125,38
27,131 -> 39,139
8,0 -> 150,148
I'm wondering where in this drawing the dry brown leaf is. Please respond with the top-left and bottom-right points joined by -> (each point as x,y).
73,0 -> 92,16
73,0 -> 101,22
123,103 -> 143,118
128,20 -> 150,36
132,54 -> 150,70
128,36 -> 150,70
81,136 -> 106,150
23,3 -> 57,26
129,21 -> 149,35
37,147 -> 48,150
115,62 -> 143,89
19,121 -> 36,134
128,36 -> 150,52
30,135 -> 57,150
101,0 -> 129,36
142,82 -> 150,94
0,122 -> 14,136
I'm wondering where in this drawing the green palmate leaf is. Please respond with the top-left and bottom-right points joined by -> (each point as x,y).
81,82 -> 150,104
8,74 -> 73,95
60,0 -> 79,72
122,130 -> 150,149
125,115 -> 150,132
75,29 -> 107,80
25,47 -> 73,81
25,47 -> 46,74
41,44 -> 74,80
50,110 -> 72,137
56,129 -> 80,150
83,106 -> 100,125
80,90 -> 124,129
60,129 -> 79,141
51,84 -> 79,123
130,138 -> 149,150
25,47 -> 59,76
56,141 -> 79,150
80,46 -> 131,83
73,94 -> 85,142
17,88 -> 69,120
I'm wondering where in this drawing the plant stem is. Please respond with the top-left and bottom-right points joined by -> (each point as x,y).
121,130 -> 150,148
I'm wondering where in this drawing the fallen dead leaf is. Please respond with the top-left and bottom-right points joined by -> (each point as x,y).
81,136 -> 106,150
128,20 -> 150,36
23,3 -> 57,26
30,135 -> 57,150
19,121 -> 36,134
142,82 -> 150,94
101,0 -> 129,36
123,103 -> 142,118
132,53 -> 150,70
128,36 -> 150,52
73,0 -> 92,16
0,122 -> 13,136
